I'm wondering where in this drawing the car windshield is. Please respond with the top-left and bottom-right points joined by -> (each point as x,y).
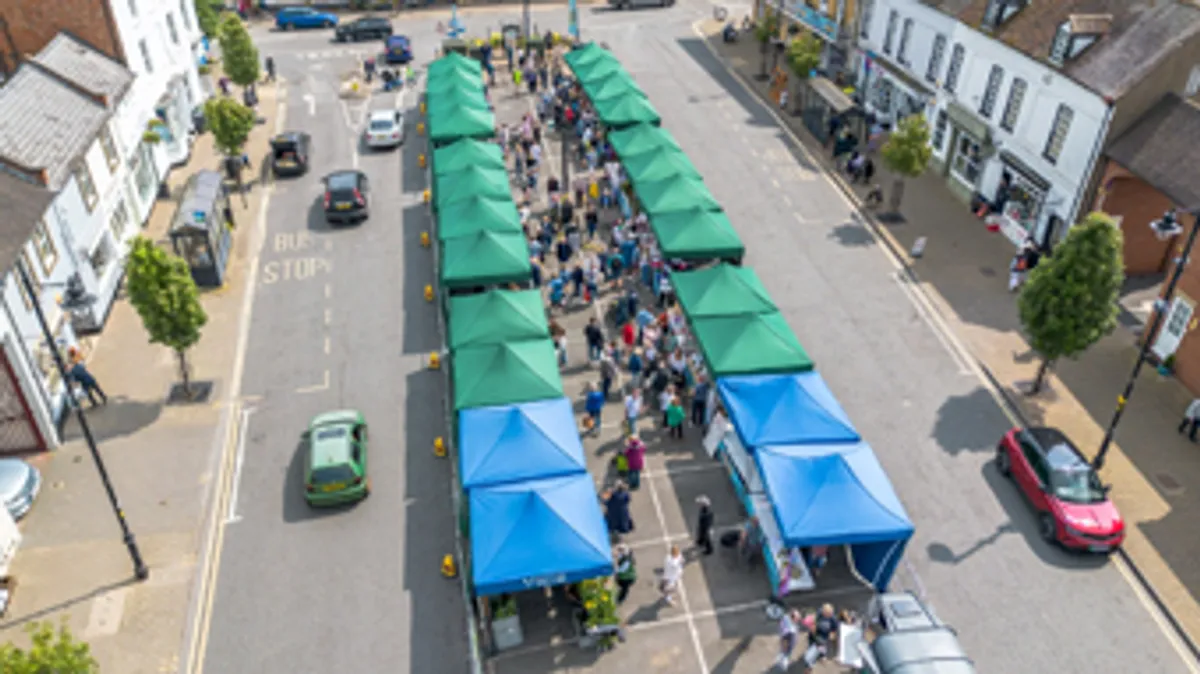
1049,466 -> 1106,504
327,174 -> 358,190
369,119 -> 394,131
311,464 -> 357,486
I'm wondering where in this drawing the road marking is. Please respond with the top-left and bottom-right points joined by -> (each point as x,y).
303,93 -> 315,116
296,370 -> 330,394
324,308 -> 332,326
782,194 -> 793,207
224,406 -> 256,525
324,337 -> 331,355
771,177 -> 781,189
794,211 -> 807,223
352,148 -> 360,169
324,283 -> 332,299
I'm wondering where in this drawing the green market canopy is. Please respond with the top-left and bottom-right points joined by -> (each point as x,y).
671,264 -> 775,318
563,42 -> 616,70
433,139 -> 506,176
609,124 -> 681,159
426,88 -> 490,117
428,52 -> 482,80
651,209 -> 745,261
440,231 -> 532,290
428,105 -> 495,145
426,68 -> 485,96
433,166 -> 511,209
690,312 -> 814,377
582,73 -> 645,102
623,150 -> 700,184
633,175 -> 721,215
591,94 -> 661,128
448,289 -> 549,350
437,195 -> 522,240
573,58 -> 626,86
452,339 -> 564,410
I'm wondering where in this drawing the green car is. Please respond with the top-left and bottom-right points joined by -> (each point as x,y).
303,410 -> 370,506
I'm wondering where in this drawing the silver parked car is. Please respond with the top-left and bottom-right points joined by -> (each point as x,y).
363,109 -> 405,150
0,459 -> 40,521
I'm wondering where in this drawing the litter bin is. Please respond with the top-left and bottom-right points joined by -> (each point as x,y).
192,106 -> 207,135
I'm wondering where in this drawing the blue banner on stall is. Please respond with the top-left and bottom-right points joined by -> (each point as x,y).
568,0 -> 579,39
785,2 -> 838,42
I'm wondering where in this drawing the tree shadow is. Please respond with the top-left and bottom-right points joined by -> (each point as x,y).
931,387 -> 1016,456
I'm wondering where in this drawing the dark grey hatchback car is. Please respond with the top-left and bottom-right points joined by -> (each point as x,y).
322,170 -> 370,225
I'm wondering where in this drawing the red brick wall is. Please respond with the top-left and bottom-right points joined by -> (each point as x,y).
0,0 -> 123,65
1094,161 -> 1174,275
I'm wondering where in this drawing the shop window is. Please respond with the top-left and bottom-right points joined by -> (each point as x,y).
1000,78 -> 1026,132
883,11 -> 898,55
99,126 -> 119,173
15,250 -> 41,310
128,0 -> 137,17
179,0 -> 192,30
932,110 -> 948,151
944,43 -> 964,93
979,65 -> 1003,118
131,143 -> 157,202
1000,171 -> 1046,230
951,135 -> 982,186
32,220 -> 58,275
108,201 -> 131,243
869,78 -> 894,118
166,13 -> 180,45
139,39 -> 153,74
73,163 -> 98,212
1043,104 -> 1073,164
89,238 -> 114,281
926,35 -> 947,83
897,18 -> 913,65
859,0 -> 874,39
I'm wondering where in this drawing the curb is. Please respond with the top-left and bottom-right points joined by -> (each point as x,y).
692,19 -> 1200,668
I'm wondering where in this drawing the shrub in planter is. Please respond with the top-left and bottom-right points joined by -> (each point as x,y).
143,130 -> 162,144
579,578 -> 619,646
198,64 -> 212,75
490,594 -> 518,619
490,33 -> 503,47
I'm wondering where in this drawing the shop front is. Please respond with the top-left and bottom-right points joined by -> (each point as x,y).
782,0 -> 852,76
978,151 -> 1052,247
857,51 -> 933,127
931,101 -> 995,205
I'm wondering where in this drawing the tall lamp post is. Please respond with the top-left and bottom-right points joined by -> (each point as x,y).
1094,209 -> 1200,471
15,260 -> 149,581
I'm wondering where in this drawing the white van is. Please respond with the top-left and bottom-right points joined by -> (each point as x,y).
856,592 -> 976,673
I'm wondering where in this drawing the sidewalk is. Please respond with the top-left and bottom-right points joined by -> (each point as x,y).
698,20 -> 1200,650
0,78 -> 283,672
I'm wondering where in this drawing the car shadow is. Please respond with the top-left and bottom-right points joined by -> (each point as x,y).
282,440 -> 361,523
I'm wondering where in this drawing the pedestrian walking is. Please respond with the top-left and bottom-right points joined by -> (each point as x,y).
264,56 -> 276,82
584,382 -> 605,436
585,316 -> 604,362
599,351 -> 618,400
691,375 -> 710,427
694,495 -> 714,556
623,433 -> 646,489
1180,398 -> 1200,441
67,348 -> 107,407
775,609 -> 801,671
604,481 -> 634,535
614,544 -> 637,603
623,387 -> 642,435
666,396 -> 685,439
659,545 -> 684,606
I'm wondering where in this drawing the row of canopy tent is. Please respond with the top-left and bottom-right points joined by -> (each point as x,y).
563,44 -> 914,590
425,52 -> 613,598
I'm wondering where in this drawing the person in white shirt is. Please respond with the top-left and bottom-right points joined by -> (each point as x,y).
624,388 -> 642,434
659,544 -> 684,606
530,143 -> 543,166
668,348 -> 687,375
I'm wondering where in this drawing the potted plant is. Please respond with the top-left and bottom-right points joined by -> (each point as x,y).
579,578 -> 620,650
1158,354 -> 1176,376
489,594 -> 523,651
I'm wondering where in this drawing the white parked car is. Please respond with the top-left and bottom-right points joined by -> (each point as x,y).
364,110 -> 405,149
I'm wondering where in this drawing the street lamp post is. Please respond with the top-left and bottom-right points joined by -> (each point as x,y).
523,0 -> 531,40
15,260 -> 149,581
1094,212 -> 1200,471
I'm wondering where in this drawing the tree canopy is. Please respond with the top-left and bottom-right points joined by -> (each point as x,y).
755,9 -> 780,44
195,0 -> 221,38
125,237 -> 208,392
217,13 -> 260,87
204,97 -> 257,157
881,114 -> 932,179
0,621 -> 97,673
1018,212 -> 1125,392
787,32 -> 822,81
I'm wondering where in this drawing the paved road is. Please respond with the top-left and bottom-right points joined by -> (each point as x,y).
577,5 -> 1194,673
200,22 -> 466,674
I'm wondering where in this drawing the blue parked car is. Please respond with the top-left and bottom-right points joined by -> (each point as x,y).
384,35 -> 413,64
275,7 -> 338,30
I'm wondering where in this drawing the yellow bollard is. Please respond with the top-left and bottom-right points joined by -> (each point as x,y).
418,153 -> 426,168
441,554 -> 457,578
428,351 -> 440,369
423,189 -> 430,204
420,101 -> 426,115
420,231 -> 431,247
417,121 -> 425,135
434,437 -> 446,457
424,284 -> 434,302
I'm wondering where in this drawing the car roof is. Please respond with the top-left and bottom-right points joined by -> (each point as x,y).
387,35 -> 410,45
358,15 -> 388,23
279,7 -> 313,13
272,131 -> 308,144
368,110 -> 398,122
1045,443 -> 1089,472
326,171 -> 362,189
310,425 -> 353,467
1024,426 -> 1072,452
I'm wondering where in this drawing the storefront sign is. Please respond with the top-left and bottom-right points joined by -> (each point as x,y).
521,573 -> 568,589
1152,296 -> 1195,361
785,2 -> 839,42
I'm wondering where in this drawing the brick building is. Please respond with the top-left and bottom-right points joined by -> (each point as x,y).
0,0 -> 125,75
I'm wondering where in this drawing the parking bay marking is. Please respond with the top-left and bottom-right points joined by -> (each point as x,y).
224,406 -> 257,525
261,257 -> 332,284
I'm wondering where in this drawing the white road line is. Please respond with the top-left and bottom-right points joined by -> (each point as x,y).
645,470 -> 710,673
782,194 -> 793,207
296,370 -> 330,394
324,337 -> 331,355
623,525 -> 741,551
324,283 -> 332,299
794,211 -> 807,224
891,271 -> 974,376
303,93 -> 315,116
771,177 -> 781,189
324,308 -> 332,325
224,406 -> 256,525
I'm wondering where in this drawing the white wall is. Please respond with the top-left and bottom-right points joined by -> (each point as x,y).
859,0 -> 956,85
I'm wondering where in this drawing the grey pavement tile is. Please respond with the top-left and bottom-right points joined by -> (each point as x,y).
490,621 -> 700,674
646,470 -> 742,542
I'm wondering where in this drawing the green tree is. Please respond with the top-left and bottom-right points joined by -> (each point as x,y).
786,32 -> 822,115
204,97 -> 256,157
217,13 -> 260,88
0,621 -> 97,673
755,8 -> 781,79
1018,213 -> 1125,394
879,114 -> 932,214
125,236 -> 208,396
195,0 -> 221,38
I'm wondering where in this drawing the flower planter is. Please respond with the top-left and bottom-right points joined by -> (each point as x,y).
491,613 -> 524,651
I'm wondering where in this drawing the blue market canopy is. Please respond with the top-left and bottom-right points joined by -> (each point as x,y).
717,373 -> 859,449
470,473 -> 614,596
458,398 -> 588,489
755,442 -> 914,590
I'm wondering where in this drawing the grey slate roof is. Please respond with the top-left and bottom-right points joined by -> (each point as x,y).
31,33 -> 133,106
0,63 -> 111,191
1106,93 -> 1200,208
0,170 -> 54,275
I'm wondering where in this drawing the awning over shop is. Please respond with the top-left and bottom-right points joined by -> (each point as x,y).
622,150 -> 701,184
651,210 -> 744,261
448,288 -> 549,349
717,373 -> 859,449
690,312 -> 813,376
433,166 -> 511,210
439,231 -> 532,290
458,397 -> 587,489
809,77 -> 856,115
633,175 -> 721,216
427,51 -> 482,79
428,103 -> 496,145
433,138 -> 506,175
470,473 -> 613,596
452,338 -> 563,410
609,124 -> 682,159
436,195 -> 522,240
671,263 -> 775,318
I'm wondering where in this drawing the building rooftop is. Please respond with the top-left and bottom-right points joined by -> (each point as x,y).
924,0 -> 1200,100
1106,93 -> 1200,208
0,171 -> 55,275
30,33 -> 133,107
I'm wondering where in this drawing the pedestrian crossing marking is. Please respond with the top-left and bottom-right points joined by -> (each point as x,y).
294,47 -> 381,61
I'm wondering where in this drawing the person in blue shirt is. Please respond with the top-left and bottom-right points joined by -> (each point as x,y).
549,275 -> 566,309
584,382 -> 605,436
627,348 -> 644,388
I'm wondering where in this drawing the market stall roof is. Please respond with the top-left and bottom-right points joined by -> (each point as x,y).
426,89 -> 490,118
427,51 -> 482,79
717,372 -> 860,449
458,397 -> 587,489
452,338 -> 563,410
436,195 -> 522,241
433,138 -> 506,175
690,312 -> 813,376
563,42 -> 615,70
440,231 -> 532,290
633,175 -> 721,216
583,73 -> 646,102
433,165 -> 511,210
470,473 -> 613,596
571,57 -> 625,85
755,441 -> 914,589
425,67 -> 485,95
428,104 -> 495,145
609,123 -> 682,159
448,288 -> 549,349
622,149 -> 700,184
652,209 -> 745,261
671,263 -> 775,318
592,93 -> 661,128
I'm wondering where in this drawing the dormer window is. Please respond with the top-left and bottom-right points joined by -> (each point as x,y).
982,0 -> 1027,30
1049,15 -> 1111,66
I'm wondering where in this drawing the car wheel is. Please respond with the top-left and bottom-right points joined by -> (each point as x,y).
324,20 -> 334,28
1038,513 -> 1058,543
283,23 -> 294,31
995,446 -> 1010,476
363,479 -> 372,498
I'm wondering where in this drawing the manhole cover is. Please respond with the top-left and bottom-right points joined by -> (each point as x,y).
1156,472 -> 1184,495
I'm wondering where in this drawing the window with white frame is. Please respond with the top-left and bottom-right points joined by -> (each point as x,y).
951,134 -> 983,186
883,11 -> 899,55
1000,78 -> 1026,132
897,18 -> 914,65
926,35 -> 947,83
1186,65 -> 1200,98
73,163 -> 98,211
979,65 -> 1004,118
16,250 -> 41,310
944,43 -> 965,93
128,0 -> 137,17
1043,104 -> 1073,164
99,126 -> 119,172
89,237 -> 114,280
859,0 -> 874,39
108,201 -> 131,242
139,39 -> 153,73
166,13 -> 180,45
179,0 -> 192,30
932,109 -> 948,151
32,219 -> 58,274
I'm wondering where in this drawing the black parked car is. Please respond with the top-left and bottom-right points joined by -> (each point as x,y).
322,170 -> 371,225
270,132 -> 311,177
335,16 -> 393,42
